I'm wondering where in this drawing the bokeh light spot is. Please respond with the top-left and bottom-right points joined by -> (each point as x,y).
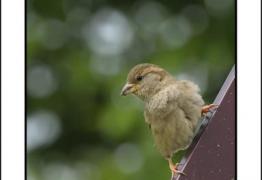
114,143 -> 144,174
37,19 -> 68,50
27,64 -> 58,98
41,163 -> 79,180
159,16 -> 192,48
182,5 -> 209,35
134,1 -> 168,36
27,110 -> 61,151
82,8 -> 134,55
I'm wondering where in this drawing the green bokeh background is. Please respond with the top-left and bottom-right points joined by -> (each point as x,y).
27,0 -> 235,179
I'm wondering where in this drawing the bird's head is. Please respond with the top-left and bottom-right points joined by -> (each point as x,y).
121,63 -> 171,101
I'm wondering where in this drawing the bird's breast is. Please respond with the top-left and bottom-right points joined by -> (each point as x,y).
144,103 -> 195,158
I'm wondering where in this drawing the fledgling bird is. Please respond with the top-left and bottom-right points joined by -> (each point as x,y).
121,63 -> 216,177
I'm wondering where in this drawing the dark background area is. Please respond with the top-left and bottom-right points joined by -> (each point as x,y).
27,0 -> 235,179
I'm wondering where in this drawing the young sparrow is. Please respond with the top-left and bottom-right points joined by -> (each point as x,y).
121,63 -> 216,177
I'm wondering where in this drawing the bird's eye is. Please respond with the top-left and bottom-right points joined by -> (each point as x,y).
136,75 -> 143,81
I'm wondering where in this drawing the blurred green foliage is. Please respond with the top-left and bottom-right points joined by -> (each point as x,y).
27,0 -> 235,179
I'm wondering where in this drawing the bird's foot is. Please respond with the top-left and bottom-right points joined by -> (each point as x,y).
201,104 -> 218,116
168,160 -> 186,179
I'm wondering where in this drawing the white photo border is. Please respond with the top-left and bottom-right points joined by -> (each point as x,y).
1,0 -> 261,180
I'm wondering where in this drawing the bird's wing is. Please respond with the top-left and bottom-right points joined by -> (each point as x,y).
176,80 -> 204,125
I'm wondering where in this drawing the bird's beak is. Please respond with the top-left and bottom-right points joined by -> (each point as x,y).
120,83 -> 137,96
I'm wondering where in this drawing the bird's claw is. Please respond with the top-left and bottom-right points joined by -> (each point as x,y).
201,104 -> 218,116
171,167 -> 187,176
169,160 -> 186,179
170,169 -> 187,180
